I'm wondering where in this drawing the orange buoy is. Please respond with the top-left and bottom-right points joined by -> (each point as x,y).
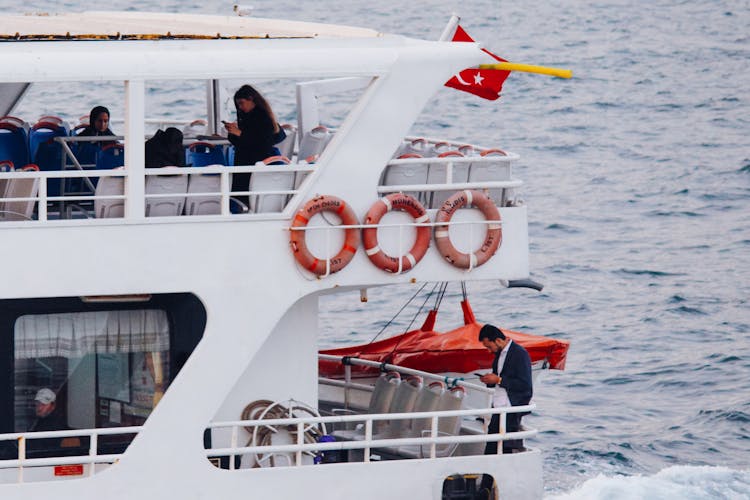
435,190 -> 502,269
290,195 -> 360,276
362,193 -> 430,273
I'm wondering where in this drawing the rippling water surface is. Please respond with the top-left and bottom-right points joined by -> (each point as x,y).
2,0 -> 749,496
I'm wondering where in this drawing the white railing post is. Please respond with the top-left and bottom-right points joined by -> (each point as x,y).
229,425 -> 238,470
324,226 -> 331,277
429,415 -> 438,459
396,224 -> 404,274
37,176 -> 47,222
220,171 -> 230,215
468,220 -> 475,271
88,432 -> 98,477
364,419 -> 372,463
296,422 -> 304,466
344,364 -> 352,409
498,411 -> 506,455
124,79 -> 145,219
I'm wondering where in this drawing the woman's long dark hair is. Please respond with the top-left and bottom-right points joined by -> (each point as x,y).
89,105 -> 110,126
234,85 -> 279,133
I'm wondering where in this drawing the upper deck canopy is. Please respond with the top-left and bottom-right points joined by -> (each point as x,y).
0,11 -> 382,41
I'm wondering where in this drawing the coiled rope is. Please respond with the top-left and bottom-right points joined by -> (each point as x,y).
240,399 -> 327,468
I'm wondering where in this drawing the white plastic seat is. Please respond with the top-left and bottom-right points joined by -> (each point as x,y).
381,153 -> 429,204
426,151 -> 467,208
94,168 -> 125,219
185,169 -> 221,215
401,381 -> 445,438
331,372 -> 401,439
392,385 -> 466,459
248,157 -> 294,213
332,373 -> 424,442
145,167 -> 188,217
0,165 -> 39,221
468,149 -> 512,206
298,125 -> 331,162
277,123 -> 297,159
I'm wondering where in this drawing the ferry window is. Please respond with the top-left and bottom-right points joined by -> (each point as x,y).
13,310 -> 170,433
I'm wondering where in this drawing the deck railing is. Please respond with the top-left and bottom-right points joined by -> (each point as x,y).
0,426 -> 141,483
0,136 -> 521,225
0,401 -> 536,483
206,404 -> 537,468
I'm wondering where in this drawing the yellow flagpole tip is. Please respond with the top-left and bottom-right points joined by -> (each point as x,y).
479,62 -> 573,79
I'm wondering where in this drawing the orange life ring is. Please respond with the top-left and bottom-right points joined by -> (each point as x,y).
362,193 -> 430,273
290,195 -> 360,276
435,190 -> 502,269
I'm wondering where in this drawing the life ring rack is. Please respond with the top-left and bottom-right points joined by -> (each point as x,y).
289,194 -> 360,277
362,193 -> 430,274
434,190 -> 502,270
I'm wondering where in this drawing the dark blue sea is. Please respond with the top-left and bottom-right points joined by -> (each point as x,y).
3,0 -> 749,497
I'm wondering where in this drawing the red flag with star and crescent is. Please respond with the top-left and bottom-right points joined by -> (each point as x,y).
444,25 -> 511,101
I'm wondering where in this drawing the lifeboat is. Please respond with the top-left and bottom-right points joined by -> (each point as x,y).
319,298 -> 570,379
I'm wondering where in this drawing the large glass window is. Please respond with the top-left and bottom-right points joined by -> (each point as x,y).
14,310 -> 170,434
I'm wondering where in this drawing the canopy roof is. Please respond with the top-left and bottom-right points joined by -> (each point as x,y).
320,301 -> 570,378
0,11 -> 382,41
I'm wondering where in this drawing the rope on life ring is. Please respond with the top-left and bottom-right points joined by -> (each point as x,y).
434,190 -> 502,270
362,193 -> 430,273
290,195 -> 360,276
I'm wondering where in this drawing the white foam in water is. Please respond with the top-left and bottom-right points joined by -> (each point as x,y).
546,466 -> 750,500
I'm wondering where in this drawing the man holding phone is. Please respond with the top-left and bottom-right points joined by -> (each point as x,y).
478,324 -> 533,454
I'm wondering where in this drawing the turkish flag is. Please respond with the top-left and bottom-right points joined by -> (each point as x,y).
444,25 -> 510,101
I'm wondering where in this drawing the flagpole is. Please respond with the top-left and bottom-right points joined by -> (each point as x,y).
478,62 -> 573,79
438,14 -> 461,41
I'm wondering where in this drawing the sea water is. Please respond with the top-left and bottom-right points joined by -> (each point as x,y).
1,0 -> 748,497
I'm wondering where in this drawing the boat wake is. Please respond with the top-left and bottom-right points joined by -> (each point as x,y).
545,465 -> 750,500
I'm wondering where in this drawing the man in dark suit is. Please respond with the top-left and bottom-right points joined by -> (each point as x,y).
478,324 -> 533,454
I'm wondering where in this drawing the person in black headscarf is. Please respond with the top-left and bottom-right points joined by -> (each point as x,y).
77,106 -> 115,142
224,85 -> 282,206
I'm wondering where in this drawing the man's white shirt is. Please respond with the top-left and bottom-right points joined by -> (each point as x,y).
492,340 -> 512,408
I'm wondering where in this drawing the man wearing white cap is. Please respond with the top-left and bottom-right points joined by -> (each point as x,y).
31,388 -> 65,433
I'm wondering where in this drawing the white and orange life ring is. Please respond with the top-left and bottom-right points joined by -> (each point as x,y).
435,190 -> 502,269
362,193 -> 430,273
290,195 -> 360,276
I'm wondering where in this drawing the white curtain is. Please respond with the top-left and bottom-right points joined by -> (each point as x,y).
14,310 -> 169,359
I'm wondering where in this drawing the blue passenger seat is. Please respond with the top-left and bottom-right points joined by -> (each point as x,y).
186,142 -> 225,167
0,117 -> 30,168
29,118 -> 69,197
96,144 -> 125,171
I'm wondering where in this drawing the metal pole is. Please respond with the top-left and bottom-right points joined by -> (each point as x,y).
124,79 -> 145,219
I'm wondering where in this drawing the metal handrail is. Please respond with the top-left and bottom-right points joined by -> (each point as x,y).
207,404 -> 536,464
318,354 -> 493,394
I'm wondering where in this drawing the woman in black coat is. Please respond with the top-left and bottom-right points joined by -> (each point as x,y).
224,85 -> 281,207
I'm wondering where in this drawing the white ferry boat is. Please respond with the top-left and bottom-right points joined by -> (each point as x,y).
0,11 -> 570,500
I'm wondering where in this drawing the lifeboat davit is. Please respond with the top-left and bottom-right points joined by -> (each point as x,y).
319,299 -> 570,379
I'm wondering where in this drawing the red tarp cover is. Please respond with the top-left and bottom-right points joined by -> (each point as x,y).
319,301 -> 570,378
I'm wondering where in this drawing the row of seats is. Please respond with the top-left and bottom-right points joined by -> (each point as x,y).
93,158 -> 303,218
331,372 -> 466,459
0,116 -> 69,177
383,147 -> 513,209
0,116 -> 330,171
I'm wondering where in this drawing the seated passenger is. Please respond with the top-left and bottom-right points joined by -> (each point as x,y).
145,127 -> 186,168
77,106 -> 116,146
